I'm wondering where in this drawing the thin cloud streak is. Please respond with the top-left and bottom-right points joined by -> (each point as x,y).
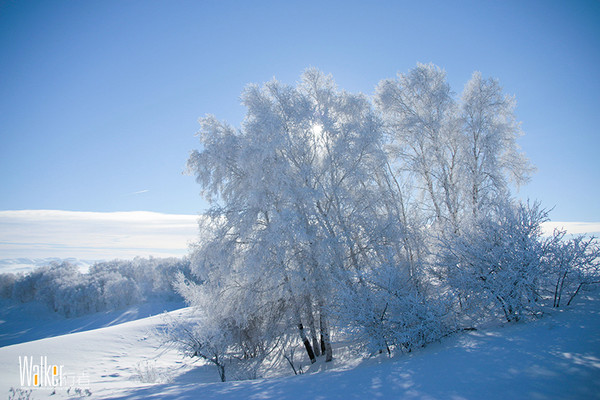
127,189 -> 150,196
541,221 -> 600,237
0,210 -> 199,260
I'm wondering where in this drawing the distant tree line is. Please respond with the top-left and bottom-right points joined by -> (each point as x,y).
0,257 -> 193,317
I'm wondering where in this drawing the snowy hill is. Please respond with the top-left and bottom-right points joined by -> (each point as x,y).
1,291 -> 599,399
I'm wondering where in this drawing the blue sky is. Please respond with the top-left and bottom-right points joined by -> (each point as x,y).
1,0 -> 599,223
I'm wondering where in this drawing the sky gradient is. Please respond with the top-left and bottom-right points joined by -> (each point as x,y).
1,1 -> 599,250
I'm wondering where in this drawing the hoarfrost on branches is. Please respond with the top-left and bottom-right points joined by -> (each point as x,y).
166,64 -> 599,381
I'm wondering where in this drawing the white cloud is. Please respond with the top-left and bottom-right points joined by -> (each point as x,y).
2,210 -> 597,270
0,210 -> 199,261
541,221 -> 600,237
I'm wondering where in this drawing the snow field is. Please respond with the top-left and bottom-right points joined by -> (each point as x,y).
2,290 -> 599,399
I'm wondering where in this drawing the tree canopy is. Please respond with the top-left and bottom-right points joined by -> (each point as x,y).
171,64 -> 599,381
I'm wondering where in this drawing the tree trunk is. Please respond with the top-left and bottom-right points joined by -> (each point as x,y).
298,323 -> 316,364
566,283 -> 584,306
555,270 -> 569,307
319,313 -> 333,362
312,333 -> 321,357
217,364 -> 226,382
308,308 -> 321,357
305,296 -> 321,357
213,355 -> 226,382
320,333 -> 327,355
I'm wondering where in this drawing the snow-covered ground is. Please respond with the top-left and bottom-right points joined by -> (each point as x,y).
1,291 -> 599,399
0,299 -> 185,348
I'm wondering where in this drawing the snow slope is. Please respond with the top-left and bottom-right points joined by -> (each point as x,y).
0,299 -> 184,347
1,291 -> 599,399
0,307 -> 206,399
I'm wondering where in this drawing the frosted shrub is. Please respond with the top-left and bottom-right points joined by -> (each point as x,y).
103,275 -> 143,309
55,283 -> 97,317
163,273 -> 288,382
0,273 -> 16,298
11,271 -> 38,302
546,232 -> 600,307
440,201 -> 548,322
339,268 -> 453,355
133,360 -> 172,384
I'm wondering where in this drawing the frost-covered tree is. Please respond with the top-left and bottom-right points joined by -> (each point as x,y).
184,69 -> 419,367
173,64 -> 600,381
376,63 -> 463,230
376,64 -> 533,233
461,72 -> 533,220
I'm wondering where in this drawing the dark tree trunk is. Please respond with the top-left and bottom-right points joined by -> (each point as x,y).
217,364 -> 226,382
567,283 -> 584,306
298,323 -> 316,364
319,313 -> 333,362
